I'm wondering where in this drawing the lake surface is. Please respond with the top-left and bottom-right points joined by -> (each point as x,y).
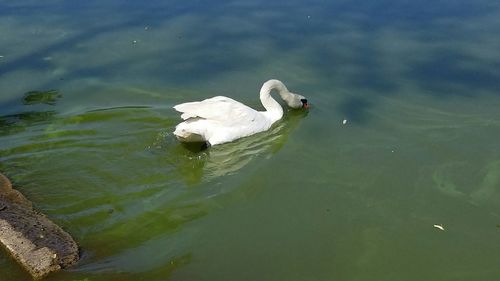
1,0 -> 500,280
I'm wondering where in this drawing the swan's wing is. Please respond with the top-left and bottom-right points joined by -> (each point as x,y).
174,96 -> 259,123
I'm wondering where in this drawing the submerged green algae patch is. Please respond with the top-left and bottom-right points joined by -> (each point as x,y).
22,90 -> 61,106
0,111 -> 57,136
0,90 -> 61,136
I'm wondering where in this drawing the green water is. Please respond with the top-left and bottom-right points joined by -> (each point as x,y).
1,0 -> 500,280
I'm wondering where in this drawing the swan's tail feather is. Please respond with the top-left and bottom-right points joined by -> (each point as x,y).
174,102 -> 205,119
173,96 -> 234,121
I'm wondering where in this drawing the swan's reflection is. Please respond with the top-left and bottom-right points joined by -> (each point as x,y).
169,109 -> 308,184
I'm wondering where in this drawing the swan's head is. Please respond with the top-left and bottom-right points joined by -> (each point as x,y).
284,93 -> 309,109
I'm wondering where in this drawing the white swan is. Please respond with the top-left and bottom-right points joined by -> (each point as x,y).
173,79 -> 308,146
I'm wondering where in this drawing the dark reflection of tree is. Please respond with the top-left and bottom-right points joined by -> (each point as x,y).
0,90 -> 61,136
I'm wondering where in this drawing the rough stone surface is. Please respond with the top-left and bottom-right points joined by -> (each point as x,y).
0,172 -> 79,279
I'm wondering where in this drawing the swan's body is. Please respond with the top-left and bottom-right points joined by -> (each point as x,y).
173,79 -> 308,146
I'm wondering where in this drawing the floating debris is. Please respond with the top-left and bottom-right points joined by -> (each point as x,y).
0,55 -> 4,58
433,224 -> 445,231
132,40 -> 138,44
342,119 -> 347,125
144,26 -> 150,31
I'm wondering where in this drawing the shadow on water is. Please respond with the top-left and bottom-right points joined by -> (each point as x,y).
0,1 -> 217,75
302,0 -> 500,124
0,1 -> 264,92
409,49 -> 500,97
3,0 -> 499,126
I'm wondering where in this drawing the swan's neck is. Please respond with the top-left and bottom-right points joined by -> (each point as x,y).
259,79 -> 290,123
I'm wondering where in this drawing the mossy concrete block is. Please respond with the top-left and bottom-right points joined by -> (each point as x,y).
0,172 -> 79,279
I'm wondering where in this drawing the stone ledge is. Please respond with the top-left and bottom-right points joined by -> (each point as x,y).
0,172 -> 79,279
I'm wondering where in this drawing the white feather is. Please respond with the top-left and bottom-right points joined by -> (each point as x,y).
173,80 -> 307,146
433,224 -> 445,231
